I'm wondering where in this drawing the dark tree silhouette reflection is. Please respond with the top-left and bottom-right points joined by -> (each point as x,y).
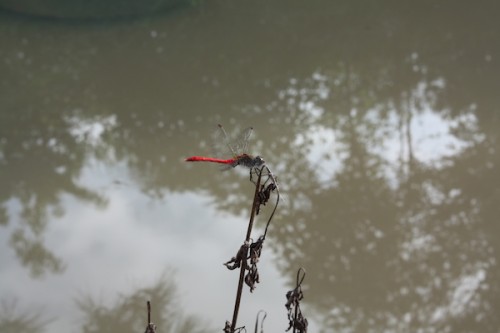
76,275 -> 210,333
0,110 -> 109,277
0,299 -> 50,333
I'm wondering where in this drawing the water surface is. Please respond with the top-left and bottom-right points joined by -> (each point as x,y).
1,1 -> 499,332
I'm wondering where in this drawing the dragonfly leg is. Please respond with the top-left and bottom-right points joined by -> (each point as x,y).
249,166 -> 262,185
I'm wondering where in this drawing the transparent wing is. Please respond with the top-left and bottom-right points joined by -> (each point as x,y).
228,126 -> 253,156
211,124 -> 253,158
210,124 -> 232,158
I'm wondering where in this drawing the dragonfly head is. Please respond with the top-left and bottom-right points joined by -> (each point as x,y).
254,156 -> 265,166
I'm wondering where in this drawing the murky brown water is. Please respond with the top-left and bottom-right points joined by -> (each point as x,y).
1,1 -> 499,332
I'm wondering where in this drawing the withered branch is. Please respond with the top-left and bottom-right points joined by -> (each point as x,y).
144,301 -> 156,333
254,310 -> 267,333
224,165 -> 280,332
285,268 -> 308,333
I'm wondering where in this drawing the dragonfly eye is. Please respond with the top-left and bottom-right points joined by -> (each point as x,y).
255,156 -> 265,165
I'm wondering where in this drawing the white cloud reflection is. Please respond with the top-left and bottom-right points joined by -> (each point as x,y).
292,107 -> 478,189
0,161 -> 295,332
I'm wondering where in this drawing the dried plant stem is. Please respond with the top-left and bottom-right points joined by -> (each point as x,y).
144,300 -> 156,333
285,268 -> 308,333
230,167 -> 264,332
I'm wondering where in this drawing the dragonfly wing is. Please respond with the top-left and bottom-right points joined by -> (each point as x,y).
230,126 -> 253,155
209,124 -> 254,158
219,163 -> 234,171
211,124 -> 234,157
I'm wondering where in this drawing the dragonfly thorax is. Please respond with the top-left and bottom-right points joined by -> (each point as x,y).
235,154 -> 265,168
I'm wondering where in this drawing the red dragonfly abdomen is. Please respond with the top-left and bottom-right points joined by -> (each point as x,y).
185,156 -> 236,165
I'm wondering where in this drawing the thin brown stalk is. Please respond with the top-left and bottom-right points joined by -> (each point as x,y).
230,167 -> 264,332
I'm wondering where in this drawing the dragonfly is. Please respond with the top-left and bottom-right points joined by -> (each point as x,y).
185,124 -> 265,170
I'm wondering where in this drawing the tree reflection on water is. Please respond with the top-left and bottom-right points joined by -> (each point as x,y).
261,67 -> 499,332
0,110 -> 110,277
0,299 -> 50,333
76,274 -> 210,333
